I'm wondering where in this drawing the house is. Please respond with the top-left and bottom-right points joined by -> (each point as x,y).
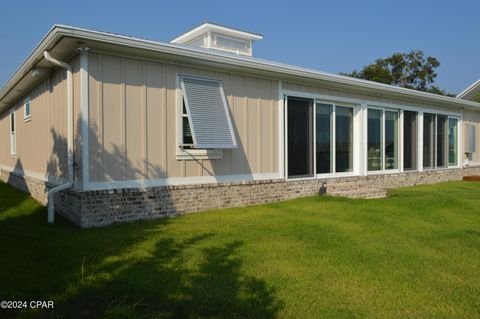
1,22 -> 480,228
457,79 -> 480,102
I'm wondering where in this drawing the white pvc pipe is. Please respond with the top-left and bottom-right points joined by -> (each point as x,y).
44,51 -> 74,224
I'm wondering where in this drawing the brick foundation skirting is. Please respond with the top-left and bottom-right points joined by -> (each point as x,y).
56,167 -> 472,228
2,166 -> 480,228
0,168 -> 50,205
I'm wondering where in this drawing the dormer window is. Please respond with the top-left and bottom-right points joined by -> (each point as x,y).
214,34 -> 250,55
170,22 -> 262,56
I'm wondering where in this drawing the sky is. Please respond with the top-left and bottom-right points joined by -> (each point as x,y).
0,0 -> 479,94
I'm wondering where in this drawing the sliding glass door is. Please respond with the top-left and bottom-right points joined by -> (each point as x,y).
385,111 -> 398,169
423,114 -> 435,169
403,111 -> 417,170
448,119 -> 458,166
287,97 -> 314,178
336,106 -> 353,172
368,109 -> 383,171
315,103 -> 353,174
436,116 -> 448,168
316,104 -> 332,174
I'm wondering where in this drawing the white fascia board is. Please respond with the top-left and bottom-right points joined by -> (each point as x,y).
457,79 -> 480,99
2,25 -> 480,114
170,22 -> 263,44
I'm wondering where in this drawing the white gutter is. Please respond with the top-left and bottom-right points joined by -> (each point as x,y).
43,51 -> 74,224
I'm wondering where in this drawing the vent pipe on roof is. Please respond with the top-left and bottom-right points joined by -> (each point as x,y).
43,51 -> 74,224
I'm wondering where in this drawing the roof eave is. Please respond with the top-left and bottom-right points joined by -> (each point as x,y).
2,25 -> 480,114
457,79 -> 480,99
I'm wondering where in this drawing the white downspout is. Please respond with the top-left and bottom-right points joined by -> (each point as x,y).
44,51 -> 74,224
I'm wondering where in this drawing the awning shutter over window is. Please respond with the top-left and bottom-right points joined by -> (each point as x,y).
180,75 -> 237,149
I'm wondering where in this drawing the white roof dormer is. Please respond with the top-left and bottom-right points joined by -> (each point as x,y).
170,22 -> 263,56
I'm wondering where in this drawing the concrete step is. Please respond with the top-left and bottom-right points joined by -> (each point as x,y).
328,187 -> 387,199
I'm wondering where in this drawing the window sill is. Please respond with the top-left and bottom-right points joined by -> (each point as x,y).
24,116 -> 31,123
176,149 -> 223,160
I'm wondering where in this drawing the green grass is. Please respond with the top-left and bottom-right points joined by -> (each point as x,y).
0,181 -> 480,318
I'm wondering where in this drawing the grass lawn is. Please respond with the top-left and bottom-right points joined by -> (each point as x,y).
0,181 -> 480,318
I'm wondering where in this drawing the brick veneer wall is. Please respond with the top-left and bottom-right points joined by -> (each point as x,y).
2,166 -> 479,228
0,168 -> 49,205
57,168 -> 467,228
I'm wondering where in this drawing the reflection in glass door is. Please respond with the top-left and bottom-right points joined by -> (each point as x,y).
287,97 -> 314,178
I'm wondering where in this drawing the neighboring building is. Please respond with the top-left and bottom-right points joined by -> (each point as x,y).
457,79 -> 480,102
457,79 -> 480,166
1,22 -> 480,227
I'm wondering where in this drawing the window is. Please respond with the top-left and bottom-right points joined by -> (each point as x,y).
403,111 -> 418,170
179,75 -> 237,149
315,103 -> 353,174
368,108 -> 398,171
23,97 -> 31,120
423,113 -> 458,169
436,115 -> 448,168
315,104 -> 332,173
367,109 -> 383,171
335,106 -> 353,172
423,113 -> 435,169
385,111 -> 398,169
10,110 -> 16,155
215,35 -> 249,54
448,118 -> 458,166
182,102 -> 193,145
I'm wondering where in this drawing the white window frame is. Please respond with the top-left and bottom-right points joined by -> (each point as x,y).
447,116 -> 461,169
23,96 -> 31,121
421,113 -> 461,170
315,100 -> 356,178
366,106 -> 400,175
9,109 -> 16,156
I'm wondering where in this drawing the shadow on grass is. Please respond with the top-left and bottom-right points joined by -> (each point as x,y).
0,183 -> 283,319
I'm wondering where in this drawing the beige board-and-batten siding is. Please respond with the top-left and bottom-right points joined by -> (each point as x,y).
463,110 -> 480,163
0,55 -> 81,185
87,52 -> 279,183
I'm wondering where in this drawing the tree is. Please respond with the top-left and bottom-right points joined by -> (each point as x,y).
341,50 -> 453,96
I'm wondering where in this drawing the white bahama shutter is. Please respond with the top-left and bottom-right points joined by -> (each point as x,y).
180,75 -> 237,149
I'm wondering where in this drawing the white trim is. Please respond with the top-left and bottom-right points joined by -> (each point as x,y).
284,95 -> 289,179
0,164 -> 66,185
170,22 -> 263,44
278,81 -> 285,179
176,149 -> 223,160
79,48 -> 89,189
23,96 -> 31,121
282,90 -> 463,117
418,111 -> 424,172
464,161 -> 480,167
316,171 -> 357,179
448,116 -> 460,167
399,110 -> 404,172
367,169 -> 401,176
84,172 -> 281,191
